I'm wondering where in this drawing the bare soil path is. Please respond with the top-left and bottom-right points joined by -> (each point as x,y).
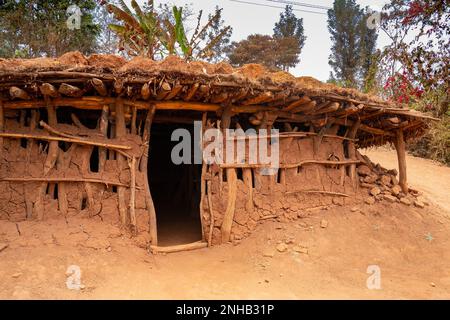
1,149 -> 450,300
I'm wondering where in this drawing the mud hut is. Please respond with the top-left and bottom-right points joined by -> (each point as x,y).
0,52 -> 438,252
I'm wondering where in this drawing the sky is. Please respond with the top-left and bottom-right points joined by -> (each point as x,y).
135,0 -> 391,81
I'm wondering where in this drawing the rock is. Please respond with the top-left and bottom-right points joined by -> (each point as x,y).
430,282 -> 436,287
414,200 -> 425,208
364,175 -> 378,184
383,194 -> 397,203
361,182 -> 377,189
0,243 -> 8,252
292,246 -> 308,254
416,196 -> 429,206
357,165 -> 372,176
284,238 -> 294,244
370,187 -> 381,196
380,175 -> 391,186
391,185 -> 402,196
12,272 -> 22,278
262,249 -> 275,258
400,197 -> 411,206
276,243 -> 288,253
391,175 -> 399,185
320,219 -> 328,228
365,197 -> 376,205
350,206 -> 360,212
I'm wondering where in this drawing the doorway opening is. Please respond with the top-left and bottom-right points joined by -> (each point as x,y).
148,122 -> 203,246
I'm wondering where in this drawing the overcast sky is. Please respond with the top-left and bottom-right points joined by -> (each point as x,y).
135,0 -> 390,81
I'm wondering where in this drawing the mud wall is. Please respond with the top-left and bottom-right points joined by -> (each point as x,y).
0,105 -> 150,235
202,135 -> 358,245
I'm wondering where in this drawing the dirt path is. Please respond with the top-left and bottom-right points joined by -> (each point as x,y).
1,149 -> 450,300
362,148 -> 450,214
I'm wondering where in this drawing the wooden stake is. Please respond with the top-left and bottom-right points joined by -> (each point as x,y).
141,105 -> 158,245
115,99 -> 128,226
129,157 -> 137,235
207,180 -> 214,247
0,101 -> 3,158
347,119 -> 361,189
394,129 -> 408,193
99,105 -> 109,172
243,168 -> 253,212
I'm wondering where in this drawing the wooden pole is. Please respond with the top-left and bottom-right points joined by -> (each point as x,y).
98,105 -> 109,172
115,99 -> 128,226
220,108 -> 237,243
347,119 -> 361,189
0,101 -> 3,158
129,156 -> 137,235
141,105 -> 157,245
394,129 -> 408,193
199,112 -> 207,241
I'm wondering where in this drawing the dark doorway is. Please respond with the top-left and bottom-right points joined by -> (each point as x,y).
148,123 -> 203,246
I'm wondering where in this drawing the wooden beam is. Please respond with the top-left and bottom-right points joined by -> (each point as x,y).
394,129 -> 408,193
283,95 -> 311,111
39,83 -> 59,98
58,83 -> 83,97
141,83 -> 151,100
91,78 -> 108,97
183,83 -> 199,101
10,86 -> 30,100
241,91 -> 273,105
220,160 -> 361,169
1,177 -> 129,187
150,241 -> 207,254
164,84 -> 183,100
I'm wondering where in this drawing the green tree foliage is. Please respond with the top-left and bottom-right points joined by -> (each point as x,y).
327,0 -> 378,89
0,0 -> 100,58
226,34 -> 299,71
103,0 -> 232,61
273,5 -> 306,70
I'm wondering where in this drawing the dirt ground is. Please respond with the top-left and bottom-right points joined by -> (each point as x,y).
1,148 -> 450,300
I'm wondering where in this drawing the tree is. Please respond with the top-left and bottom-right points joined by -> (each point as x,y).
273,5 -> 306,70
0,0 -> 100,58
103,0 -> 232,61
380,0 -> 449,115
226,34 -> 300,70
327,0 -> 378,89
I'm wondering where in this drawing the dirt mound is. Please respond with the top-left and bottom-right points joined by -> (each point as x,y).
88,54 -> 126,69
119,56 -> 158,72
236,63 -> 269,80
58,51 -> 88,66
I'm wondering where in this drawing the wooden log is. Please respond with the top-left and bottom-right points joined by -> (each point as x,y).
286,190 -> 350,197
220,112 -> 237,244
0,101 -> 3,157
199,113 -> 207,241
347,119 -> 361,189
1,177 -> 129,186
242,91 -> 273,105
290,100 -> 317,114
207,180 -> 214,247
220,159 -> 361,169
183,83 -> 199,101
58,83 -> 83,97
91,78 -> 107,96
164,84 -> 183,100
39,83 -> 59,98
210,92 -> 229,104
9,86 -> 30,100
115,99 -> 128,226
243,168 -> 253,212
150,241 -> 207,254
314,102 -> 340,115
156,82 -> 171,100
129,157 -> 137,235
43,104 -> 59,175
114,79 -> 124,94
0,132 -> 131,153
99,105 -> 109,172
394,129 -> 408,193
283,95 -> 311,111
141,83 -> 151,100
140,105 -> 157,245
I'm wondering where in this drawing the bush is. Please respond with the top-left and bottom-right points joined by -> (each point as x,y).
408,115 -> 450,166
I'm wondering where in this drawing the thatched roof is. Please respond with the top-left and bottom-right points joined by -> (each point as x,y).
0,52 -> 438,148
